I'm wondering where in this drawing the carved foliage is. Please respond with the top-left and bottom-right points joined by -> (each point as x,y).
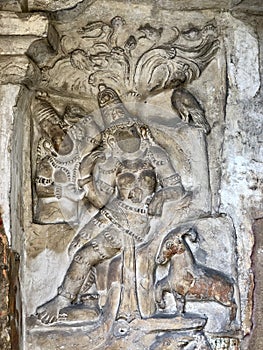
37,19 -> 219,99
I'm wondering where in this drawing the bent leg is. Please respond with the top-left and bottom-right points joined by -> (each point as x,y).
36,229 -> 122,324
69,212 -> 110,255
36,245 -> 100,324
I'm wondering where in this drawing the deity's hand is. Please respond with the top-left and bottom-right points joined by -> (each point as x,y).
78,176 -> 92,188
61,183 -> 85,202
148,187 -> 192,216
80,149 -> 106,176
90,149 -> 105,162
148,191 -> 165,217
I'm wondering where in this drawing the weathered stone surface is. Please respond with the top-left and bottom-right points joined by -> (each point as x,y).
0,36 -> 40,55
247,219 -> 263,350
0,1 -> 261,350
0,0 -> 22,12
0,213 -> 11,350
142,0 -> 240,10
0,12 -> 48,37
0,84 -> 20,241
26,0 -> 263,12
0,56 -> 40,86
222,13 -> 260,100
219,13 -> 263,335
28,0 -> 90,12
233,0 -> 263,13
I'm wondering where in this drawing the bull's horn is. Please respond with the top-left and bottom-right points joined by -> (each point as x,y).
182,227 -> 198,242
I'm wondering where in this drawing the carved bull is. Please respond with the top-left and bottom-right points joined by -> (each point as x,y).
154,227 -> 237,322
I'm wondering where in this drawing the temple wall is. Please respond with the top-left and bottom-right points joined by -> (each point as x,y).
0,1 -> 262,349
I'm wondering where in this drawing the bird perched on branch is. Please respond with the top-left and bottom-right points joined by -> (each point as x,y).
138,23 -> 163,46
171,87 -> 211,134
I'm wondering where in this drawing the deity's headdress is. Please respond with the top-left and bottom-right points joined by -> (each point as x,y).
97,84 -> 137,129
97,84 -> 155,149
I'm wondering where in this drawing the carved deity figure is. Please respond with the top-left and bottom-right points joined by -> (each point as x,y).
36,85 -> 191,324
33,96 -> 101,224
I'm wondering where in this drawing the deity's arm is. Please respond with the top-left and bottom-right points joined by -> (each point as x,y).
35,181 -> 56,198
147,145 -> 190,216
36,175 -> 86,202
80,156 -> 117,209
148,145 -> 183,187
34,158 -> 57,198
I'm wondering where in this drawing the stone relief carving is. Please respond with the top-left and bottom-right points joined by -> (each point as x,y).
27,13 -> 241,350
154,227 -> 237,323
32,93 -> 101,223
35,85 -> 192,322
33,19 -> 219,100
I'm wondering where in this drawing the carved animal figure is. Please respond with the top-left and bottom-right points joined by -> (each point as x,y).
124,35 -> 137,56
171,88 -> 211,134
138,23 -> 163,44
78,20 -> 112,40
155,227 -> 237,321
109,16 -> 126,47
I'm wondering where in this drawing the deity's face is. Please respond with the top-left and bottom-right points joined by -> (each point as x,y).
52,132 -> 73,156
112,125 -> 141,153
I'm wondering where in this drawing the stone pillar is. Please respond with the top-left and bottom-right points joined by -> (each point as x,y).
0,11 -> 51,349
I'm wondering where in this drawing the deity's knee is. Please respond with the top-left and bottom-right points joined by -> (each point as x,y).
72,244 -> 100,266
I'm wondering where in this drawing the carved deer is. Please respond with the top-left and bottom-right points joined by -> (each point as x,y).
154,227 -> 237,322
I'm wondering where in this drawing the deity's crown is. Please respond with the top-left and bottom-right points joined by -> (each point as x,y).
98,84 -> 136,129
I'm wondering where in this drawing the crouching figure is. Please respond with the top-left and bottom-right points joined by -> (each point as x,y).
154,227 -> 237,322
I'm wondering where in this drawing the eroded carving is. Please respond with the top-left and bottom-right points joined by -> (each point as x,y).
28,81 -> 240,349
26,12 -> 241,350
154,227 -> 237,325
150,331 -> 212,350
36,20 -> 219,102
32,93 -> 101,223
35,85 -> 191,324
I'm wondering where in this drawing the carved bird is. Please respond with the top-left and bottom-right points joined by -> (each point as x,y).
109,16 -> 126,47
138,23 -> 163,44
78,21 -> 112,40
181,27 -> 202,41
124,35 -> 137,56
171,88 -> 211,134
70,49 -> 91,70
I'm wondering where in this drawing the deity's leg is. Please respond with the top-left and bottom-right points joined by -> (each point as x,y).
59,246 -> 99,300
116,234 -> 141,322
36,245 -> 101,324
36,229 -> 122,324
